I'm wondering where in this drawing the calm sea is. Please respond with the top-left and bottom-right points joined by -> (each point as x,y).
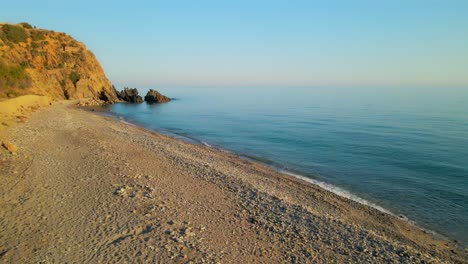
105,86 -> 468,245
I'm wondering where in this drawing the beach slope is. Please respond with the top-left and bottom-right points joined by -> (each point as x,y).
0,102 -> 466,263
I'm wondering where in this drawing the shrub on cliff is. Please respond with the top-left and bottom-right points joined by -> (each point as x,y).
1,24 -> 28,43
0,61 -> 32,89
19,22 -> 33,29
31,30 -> 46,41
69,71 -> 81,87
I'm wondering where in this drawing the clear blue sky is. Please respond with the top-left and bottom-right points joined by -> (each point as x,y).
2,0 -> 468,87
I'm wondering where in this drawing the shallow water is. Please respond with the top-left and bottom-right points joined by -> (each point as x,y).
106,86 -> 468,245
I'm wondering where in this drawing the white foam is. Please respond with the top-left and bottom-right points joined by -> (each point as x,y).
120,120 -> 136,126
201,141 -> 212,147
280,170 -> 394,216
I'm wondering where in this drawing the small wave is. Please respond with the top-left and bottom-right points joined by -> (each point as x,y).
119,120 -> 137,127
240,154 -> 279,166
280,171 -> 443,238
201,141 -> 212,147
200,141 -> 233,154
280,170 -> 394,215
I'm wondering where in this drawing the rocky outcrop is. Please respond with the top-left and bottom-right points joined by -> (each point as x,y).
118,87 -> 143,103
144,89 -> 171,103
0,23 -> 119,102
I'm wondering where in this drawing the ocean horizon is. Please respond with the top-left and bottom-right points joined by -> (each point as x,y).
104,86 -> 468,245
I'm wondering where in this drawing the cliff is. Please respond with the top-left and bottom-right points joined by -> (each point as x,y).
0,22 -> 118,102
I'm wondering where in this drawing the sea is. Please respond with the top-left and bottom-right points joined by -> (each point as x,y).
104,86 -> 468,245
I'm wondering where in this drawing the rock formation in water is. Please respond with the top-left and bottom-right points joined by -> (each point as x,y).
144,89 -> 171,103
0,22 -> 119,102
118,87 -> 143,103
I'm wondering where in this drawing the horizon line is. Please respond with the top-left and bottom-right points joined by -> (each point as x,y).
112,83 -> 468,89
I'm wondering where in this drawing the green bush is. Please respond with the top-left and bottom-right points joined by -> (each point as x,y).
1,24 -> 28,43
0,30 -> 6,42
0,61 -> 32,89
19,22 -> 33,29
6,90 -> 19,98
31,41 -> 40,49
59,79 -> 66,88
31,30 -> 46,41
69,71 -> 81,87
59,52 -> 73,62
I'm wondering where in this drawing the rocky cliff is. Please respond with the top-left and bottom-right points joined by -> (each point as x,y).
0,23 -> 118,102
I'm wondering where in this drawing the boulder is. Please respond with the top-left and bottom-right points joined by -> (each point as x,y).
144,89 -> 171,103
118,87 -> 143,103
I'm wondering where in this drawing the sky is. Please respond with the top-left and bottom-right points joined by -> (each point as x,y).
1,0 -> 468,88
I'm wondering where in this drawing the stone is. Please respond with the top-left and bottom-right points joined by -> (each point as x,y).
118,87 -> 143,103
2,141 -> 17,153
144,89 -> 171,103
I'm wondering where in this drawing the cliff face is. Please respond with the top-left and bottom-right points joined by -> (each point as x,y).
0,23 -> 118,102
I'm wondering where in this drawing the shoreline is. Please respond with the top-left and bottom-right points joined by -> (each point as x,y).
96,104 -> 466,247
97,105 -> 451,244
108,110 -> 468,256
124,118 -> 449,244
1,101 -> 466,263
113,113 -> 399,215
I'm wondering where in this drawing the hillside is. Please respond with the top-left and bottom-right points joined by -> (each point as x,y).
0,22 -> 118,102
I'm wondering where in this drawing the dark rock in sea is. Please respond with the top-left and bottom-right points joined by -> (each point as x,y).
118,87 -> 143,103
144,89 -> 171,103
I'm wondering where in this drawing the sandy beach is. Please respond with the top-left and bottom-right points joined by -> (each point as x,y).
0,101 -> 466,263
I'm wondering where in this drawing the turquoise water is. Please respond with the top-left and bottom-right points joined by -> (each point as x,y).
106,86 -> 468,245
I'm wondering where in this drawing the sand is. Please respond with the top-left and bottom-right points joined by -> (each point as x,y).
0,95 -> 52,132
0,101 -> 466,263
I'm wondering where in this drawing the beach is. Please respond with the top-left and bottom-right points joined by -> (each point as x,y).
0,101 -> 466,263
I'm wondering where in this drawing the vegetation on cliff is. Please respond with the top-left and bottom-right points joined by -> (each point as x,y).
0,61 -> 32,95
1,24 -> 28,43
0,23 -> 118,102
